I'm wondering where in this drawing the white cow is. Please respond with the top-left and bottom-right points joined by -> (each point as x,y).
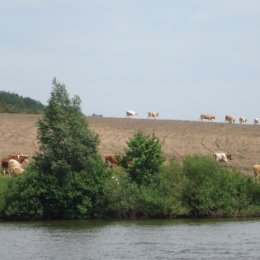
239,117 -> 247,124
225,115 -> 236,123
254,118 -> 259,124
147,111 -> 159,119
253,164 -> 260,181
213,152 -> 232,165
126,110 -> 138,118
7,159 -> 24,176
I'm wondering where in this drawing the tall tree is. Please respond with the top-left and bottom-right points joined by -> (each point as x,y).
34,78 -> 100,179
5,78 -> 109,219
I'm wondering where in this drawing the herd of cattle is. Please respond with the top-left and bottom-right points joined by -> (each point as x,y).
126,110 -> 159,119
0,112 -> 260,180
104,152 -> 260,181
1,152 -> 260,181
200,114 -> 259,124
126,111 -> 259,125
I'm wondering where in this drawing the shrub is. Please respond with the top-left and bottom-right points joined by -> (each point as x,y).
103,161 -> 188,218
181,155 -> 260,217
121,132 -> 164,185
4,167 -> 46,219
150,160 -> 189,217
0,176 -> 11,216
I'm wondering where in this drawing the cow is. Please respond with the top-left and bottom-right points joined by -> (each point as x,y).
225,115 -> 236,123
126,110 -> 138,118
254,118 -> 259,124
200,114 -> 215,121
239,117 -> 247,124
147,111 -> 159,119
105,155 -> 119,167
213,152 -> 232,165
1,154 -> 28,175
253,164 -> 260,181
7,159 -> 24,177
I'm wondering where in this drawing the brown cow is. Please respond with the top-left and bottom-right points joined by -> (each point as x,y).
1,154 -> 28,175
105,155 -> 119,167
200,114 -> 215,121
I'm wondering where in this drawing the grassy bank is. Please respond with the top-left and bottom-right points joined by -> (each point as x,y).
103,156 -> 260,219
1,155 -> 260,220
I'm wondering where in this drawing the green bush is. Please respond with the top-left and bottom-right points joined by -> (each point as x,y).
103,168 -> 141,218
0,176 -> 11,216
103,155 -> 260,219
181,155 -> 260,217
121,132 -> 164,185
104,161 -> 187,218
150,161 -> 188,217
4,167 -> 46,219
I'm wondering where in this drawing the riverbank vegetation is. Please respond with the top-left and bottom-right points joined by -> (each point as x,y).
1,79 -> 260,220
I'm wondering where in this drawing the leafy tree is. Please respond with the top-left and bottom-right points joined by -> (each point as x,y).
4,78 -> 109,219
34,78 -> 100,179
121,132 -> 164,185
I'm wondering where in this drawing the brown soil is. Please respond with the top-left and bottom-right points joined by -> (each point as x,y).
1,113 -> 260,177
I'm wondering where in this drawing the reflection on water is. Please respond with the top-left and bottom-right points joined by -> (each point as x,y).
0,218 -> 259,260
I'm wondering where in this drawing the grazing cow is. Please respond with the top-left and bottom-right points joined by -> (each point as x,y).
214,152 -> 232,165
105,155 -> 119,167
7,159 -> 24,177
147,111 -> 159,119
126,110 -> 138,118
1,154 -> 28,174
225,115 -> 236,123
239,117 -> 247,124
254,118 -> 259,124
253,164 -> 260,181
200,114 -> 215,121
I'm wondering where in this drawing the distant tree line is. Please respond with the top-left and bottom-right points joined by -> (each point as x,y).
0,91 -> 45,114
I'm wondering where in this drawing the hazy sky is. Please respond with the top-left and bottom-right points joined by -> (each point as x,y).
1,1 -> 259,121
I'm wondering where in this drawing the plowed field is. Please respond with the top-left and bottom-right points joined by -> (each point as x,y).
1,113 -> 260,177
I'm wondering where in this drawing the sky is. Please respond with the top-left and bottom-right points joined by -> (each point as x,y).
0,1 -> 259,122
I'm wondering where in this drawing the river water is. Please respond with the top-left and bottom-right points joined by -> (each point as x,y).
0,218 -> 259,260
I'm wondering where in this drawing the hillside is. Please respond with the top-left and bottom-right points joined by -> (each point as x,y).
0,91 -> 44,113
1,113 -> 260,176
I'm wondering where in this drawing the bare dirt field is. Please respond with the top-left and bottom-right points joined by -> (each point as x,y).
1,113 -> 260,177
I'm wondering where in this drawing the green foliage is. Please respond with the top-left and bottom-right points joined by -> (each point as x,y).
4,79 -> 110,219
0,176 -> 11,216
0,91 -> 44,113
150,161 -> 189,217
104,162 -> 187,218
34,78 -> 100,180
104,156 -> 260,219
104,170 -> 141,218
181,155 -> 260,217
121,132 -> 165,185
